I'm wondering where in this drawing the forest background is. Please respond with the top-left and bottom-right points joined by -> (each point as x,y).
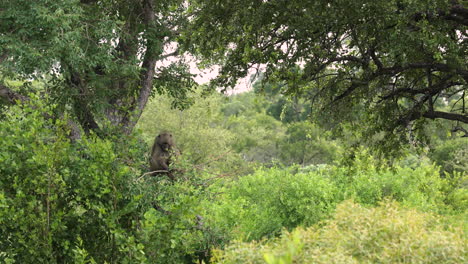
0,0 -> 467,263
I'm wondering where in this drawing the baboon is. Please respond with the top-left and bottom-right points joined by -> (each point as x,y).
149,132 -> 180,180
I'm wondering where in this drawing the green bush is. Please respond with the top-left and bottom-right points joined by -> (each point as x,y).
213,200 -> 467,264
430,137 -> 468,173
203,157 -> 466,250
225,112 -> 284,164
0,99 -> 210,263
135,175 -> 208,264
278,122 -> 341,166
1,96 -> 466,263
205,167 -> 338,242
329,150 -> 466,213
0,100 -> 148,263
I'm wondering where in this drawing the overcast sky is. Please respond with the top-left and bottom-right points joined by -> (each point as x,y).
156,43 -> 254,95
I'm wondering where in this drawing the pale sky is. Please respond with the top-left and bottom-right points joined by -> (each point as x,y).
189,59 -> 255,95
156,42 -> 254,95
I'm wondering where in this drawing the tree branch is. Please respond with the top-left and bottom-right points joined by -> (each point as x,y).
69,72 -> 101,135
369,49 -> 383,70
0,52 -> 8,63
382,62 -> 468,79
159,49 -> 180,60
451,125 -> 468,137
445,3 -> 468,26
379,76 -> 459,102
79,0 -> 98,4
331,81 -> 363,103
0,83 -> 28,103
423,111 -> 468,123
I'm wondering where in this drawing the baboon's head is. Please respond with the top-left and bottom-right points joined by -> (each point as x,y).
156,132 -> 174,151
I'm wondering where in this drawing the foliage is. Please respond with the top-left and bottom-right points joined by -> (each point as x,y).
0,97 -> 212,263
225,112 -> 284,164
139,89 -> 341,168
277,122 -> 341,166
331,149 -> 467,213
219,91 -> 286,164
201,156 -> 466,248
1,0 -> 194,135
184,0 -> 468,154
137,91 -> 252,175
134,172 -> 210,264
0,95 -> 466,263
0,98 -> 146,263
205,167 -> 338,242
252,74 -> 312,124
212,200 -> 467,264
429,137 -> 468,173
2,2 -> 467,262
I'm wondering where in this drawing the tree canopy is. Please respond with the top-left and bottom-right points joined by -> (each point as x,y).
1,0 -> 194,137
0,0 -> 466,150
184,0 -> 467,150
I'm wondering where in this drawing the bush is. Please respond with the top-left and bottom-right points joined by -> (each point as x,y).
135,175 -> 208,264
205,159 -> 466,248
213,200 -> 467,264
430,138 -> 468,173
205,167 -> 338,242
1,96 -> 465,263
0,98 -> 151,263
329,150 -> 466,213
0,100 -> 148,263
0,99 -> 211,263
278,122 -> 341,166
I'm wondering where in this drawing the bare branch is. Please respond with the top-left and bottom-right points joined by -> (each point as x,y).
159,49 -> 180,60
135,170 -> 169,182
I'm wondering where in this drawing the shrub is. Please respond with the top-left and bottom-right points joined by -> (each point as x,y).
135,176 -> 208,264
0,98 -> 216,263
205,167 -> 338,242
329,150 -> 466,213
0,100 -> 148,263
277,122 -> 341,166
205,160 -> 466,247
213,200 -> 467,264
430,138 -> 468,173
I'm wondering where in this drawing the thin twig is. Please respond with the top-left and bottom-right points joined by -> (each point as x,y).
135,170 -> 169,182
451,125 -> 468,137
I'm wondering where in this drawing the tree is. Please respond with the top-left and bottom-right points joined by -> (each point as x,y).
184,0 -> 467,152
0,0 -> 194,137
278,122 -> 340,166
252,72 -> 311,123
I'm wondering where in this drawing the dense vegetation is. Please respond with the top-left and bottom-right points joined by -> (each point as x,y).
0,90 -> 466,263
0,0 -> 467,263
